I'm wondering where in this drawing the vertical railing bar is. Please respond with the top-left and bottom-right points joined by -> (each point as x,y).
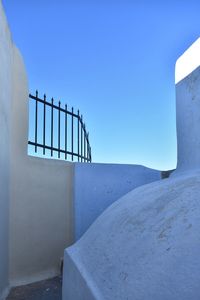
51,97 -> 54,157
90,145 -> 92,162
35,90 -> 38,153
84,124 -> 86,162
71,107 -> 74,161
58,101 -> 61,158
78,110 -> 80,162
87,132 -> 89,162
65,104 -> 67,160
81,115 -> 83,162
43,93 -> 46,155
86,132 -> 88,162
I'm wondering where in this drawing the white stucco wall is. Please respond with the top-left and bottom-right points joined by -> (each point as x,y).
9,157 -> 74,286
174,38 -> 200,174
0,1 -> 13,298
9,39 -> 74,287
73,163 -> 161,241
175,65 -> 200,174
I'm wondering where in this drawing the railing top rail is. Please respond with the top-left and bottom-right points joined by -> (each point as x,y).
29,93 -> 79,119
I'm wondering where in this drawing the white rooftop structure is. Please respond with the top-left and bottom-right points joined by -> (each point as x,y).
62,38 -> 200,300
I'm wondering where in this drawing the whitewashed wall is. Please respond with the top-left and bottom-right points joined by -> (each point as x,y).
176,66 -> 200,174
73,163 -> 161,241
9,41 -> 74,287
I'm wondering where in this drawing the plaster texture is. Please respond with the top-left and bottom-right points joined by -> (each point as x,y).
0,1 -> 15,298
63,172 -> 200,300
9,47 -> 74,286
73,162 -> 160,240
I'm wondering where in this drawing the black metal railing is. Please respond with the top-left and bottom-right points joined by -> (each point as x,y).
28,91 -> 92,162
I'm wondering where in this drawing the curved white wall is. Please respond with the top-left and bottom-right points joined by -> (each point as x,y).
63,172 -> 200,300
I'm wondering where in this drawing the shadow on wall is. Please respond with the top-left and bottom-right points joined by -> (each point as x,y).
73,162 -> 162,241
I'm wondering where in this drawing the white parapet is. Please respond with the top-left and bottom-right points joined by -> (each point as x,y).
175,38 -> 200,174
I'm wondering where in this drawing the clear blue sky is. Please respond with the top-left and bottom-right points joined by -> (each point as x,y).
3,0 -> 200,170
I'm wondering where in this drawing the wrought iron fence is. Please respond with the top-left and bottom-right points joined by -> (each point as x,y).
28,91 -> 92,162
